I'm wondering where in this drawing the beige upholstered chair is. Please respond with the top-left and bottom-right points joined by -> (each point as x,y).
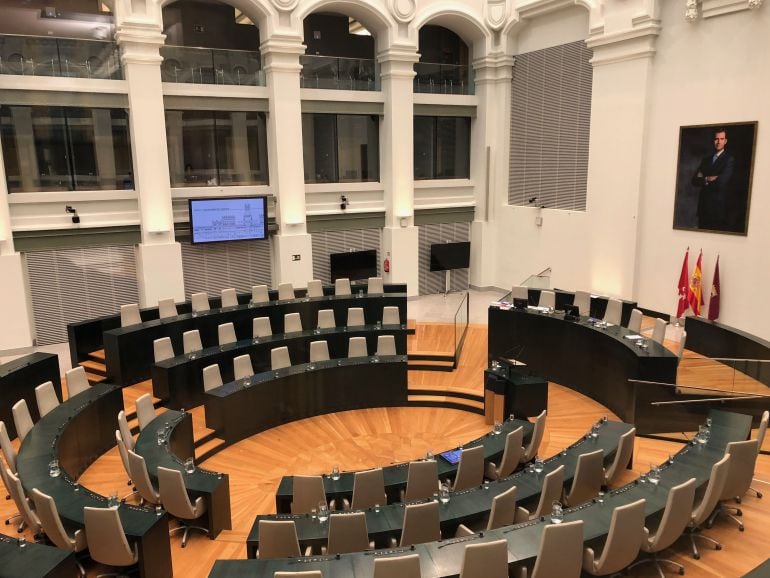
401,459 -> 438,502
651,318 -> 667,345
326,512 -> 371,554
348,337 -> 368,358
749,411 -> 769,498
373,553 -> 421,578
83,507 -> 139,570
604,427 -> 635,487
677,331 -> 688,359
292,475 -> 328,515
351,468 -> 386,510
278,282 -> 295,300
191,292 -> 210,313
368,277 -> 384,294
520,519 -> 584,578
452,445 -> 484,491
335,278 -> 352,296
120,303 -> 141,327
0,421 -> 17,473
0,465 -> 23,530
12,399 -> 33,442
203,364 -> 224,392
515,465 -> 565,523
511,286 -> 529,302
115,430 -> 134,489
573,291 -> 591,316
127,449 -> 161,505
582,498 -> 647,575
538,290 -> 555,309
183,329 -> 203,354
376,335 -> 397,356
157,466 -> 209,547
563,449 -> 604,507
521,410 -> 547,463
221,287 -> 238,308
65,366 -> 91,398
284,312 -> 303,333
253,316 -> 273,338
233,354 -> 255,380
486,426 -> 524,480
629,477 -> 696,577
7,469 -> 41,535
306,280 -> 324,298
271,347 -> 291,371
347,307 -> 365,327
317,309 -> 336,329
399,500 -> 441,547
627,308 -> 643,333
157,297 -> 177,319
309,341 -> 330,363
707,439 -> 760,531
257,520 -> 302,559
686,454 -> 731,559
30,488 -> 87,576
118,410 -> 134,452
460,538 -> 508,578
382,306 -> 400,325
603,298 -> 622,325
251,284 -> 270,305
35,381 -> 60,418
456,485 -> 517,536
153,337 -> 175,363
135,393 -> 156,431
218,322 -> 237,345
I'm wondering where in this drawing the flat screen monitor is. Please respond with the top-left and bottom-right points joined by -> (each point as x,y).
329,249 -> 377,282
189,196 -> 268,244
429,241 -> 471,272
439,449 -> 462,465
564,304 -> 580,320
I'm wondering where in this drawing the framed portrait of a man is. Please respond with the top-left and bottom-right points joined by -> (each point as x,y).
672,122 -> 757,235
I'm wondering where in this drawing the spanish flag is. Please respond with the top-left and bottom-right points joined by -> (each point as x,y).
707,256 -> 720,321
688,251 -> 704,316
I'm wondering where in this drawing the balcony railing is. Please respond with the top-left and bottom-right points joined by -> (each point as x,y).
0,34 -> 122,79
413,62 -> 473,95
300,55 -> 378,91
160,45 -> 265,86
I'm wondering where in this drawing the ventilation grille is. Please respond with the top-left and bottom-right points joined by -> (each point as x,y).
418,222 -> 470,295
508,40 -> 593,211
181,239 -> 272,297
311,229 -> 382,284
26,245 -> 139,345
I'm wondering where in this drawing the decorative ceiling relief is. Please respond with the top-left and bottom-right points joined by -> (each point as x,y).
389,0 -> 416,23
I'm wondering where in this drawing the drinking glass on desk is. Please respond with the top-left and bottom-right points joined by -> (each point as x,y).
649,465 -> 661,485
331,464 -> 340,481
184,457 -> 195,474
550,501 -> 564,524
439,483 -> 450,504
534,457 -> 544,474
590,423 -> 600,439
317,502 -> 329,523
493,422 -> 503,435
48,459 -> 60,478
108,492 -> 119,508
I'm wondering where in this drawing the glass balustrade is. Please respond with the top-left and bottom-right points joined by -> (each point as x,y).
160,46 -> 265,86
300,55 -> 377,91
413,62 -> 473,95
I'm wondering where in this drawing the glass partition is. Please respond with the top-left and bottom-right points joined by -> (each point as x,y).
300,55 -> 377,91
413,63 -> 473,95
160,46 -> 264,86
0,34 -> 121,79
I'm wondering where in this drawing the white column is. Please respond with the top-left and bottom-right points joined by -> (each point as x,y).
10,107 -> 40,191
379,46 -> 420,296
0,147 -> 35,350
116,23 -> 185,306
584,19 -> 660,299
262,36 -> 313,288
470,53 -> 513,290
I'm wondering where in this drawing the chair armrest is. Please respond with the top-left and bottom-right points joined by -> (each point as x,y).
514,506 -> 530,524
582,547 -> 596,572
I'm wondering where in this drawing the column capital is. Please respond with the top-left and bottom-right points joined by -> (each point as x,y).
585,16 -> 661,67
472,53 -> 515,84
377,46 -> 419,80
260,35 -> 306,74
115,23 -> 165,66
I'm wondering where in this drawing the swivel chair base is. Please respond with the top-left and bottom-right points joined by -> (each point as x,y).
628,554 -> 685,577
170,522 -> 209,547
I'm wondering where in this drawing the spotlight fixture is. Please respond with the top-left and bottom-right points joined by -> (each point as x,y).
65,205 -> 80,224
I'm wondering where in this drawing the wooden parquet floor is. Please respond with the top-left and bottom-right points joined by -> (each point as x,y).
2,322 -> 769,577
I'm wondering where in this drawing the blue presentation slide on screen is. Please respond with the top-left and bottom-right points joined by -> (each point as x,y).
191,199 -> 266,243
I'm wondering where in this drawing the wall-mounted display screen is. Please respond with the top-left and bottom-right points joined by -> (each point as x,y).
429,241 -> 470,272
189,196 -> 267,244
329,249 -> 377,282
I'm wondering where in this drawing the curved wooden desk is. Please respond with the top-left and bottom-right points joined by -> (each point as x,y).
210,410 -> 750,577
153,324 -> 407,409
0,532 -> 77,578
15,383 -> 172,578
104,292 -> 407,387
205,356 -> 408,443
0,352 -> 61,439
274,417 -> 535,513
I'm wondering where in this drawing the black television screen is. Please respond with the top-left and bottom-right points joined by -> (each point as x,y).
430,241 -> 470,272
189,196 -> 268,244
329,249 -> 377,282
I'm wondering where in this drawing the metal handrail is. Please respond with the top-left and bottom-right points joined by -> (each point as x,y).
453,292 -> 470,362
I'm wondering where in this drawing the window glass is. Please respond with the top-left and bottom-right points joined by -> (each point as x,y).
413,116 -> 435,180
435,116 -> 470,179
302,114 -> 337,183
214,112 -> 269,186
67,108 -> 133,190
337,114 -> 378,182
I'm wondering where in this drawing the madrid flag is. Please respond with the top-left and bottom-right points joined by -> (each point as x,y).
688,251 -> 704,316
676,248 -> 690,318
708,256 -> 721,321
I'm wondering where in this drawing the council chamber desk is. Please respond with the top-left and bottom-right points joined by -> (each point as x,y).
0,353 -> 61,439
0,532 -> 78,578
15,383 -> 173,578
104,292 -> 407,387
153,324 -> 407,409
210,410 -> 750,577
488,305 -> 679,435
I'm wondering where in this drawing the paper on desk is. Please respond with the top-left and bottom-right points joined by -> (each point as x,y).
624,334 -> 644,340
